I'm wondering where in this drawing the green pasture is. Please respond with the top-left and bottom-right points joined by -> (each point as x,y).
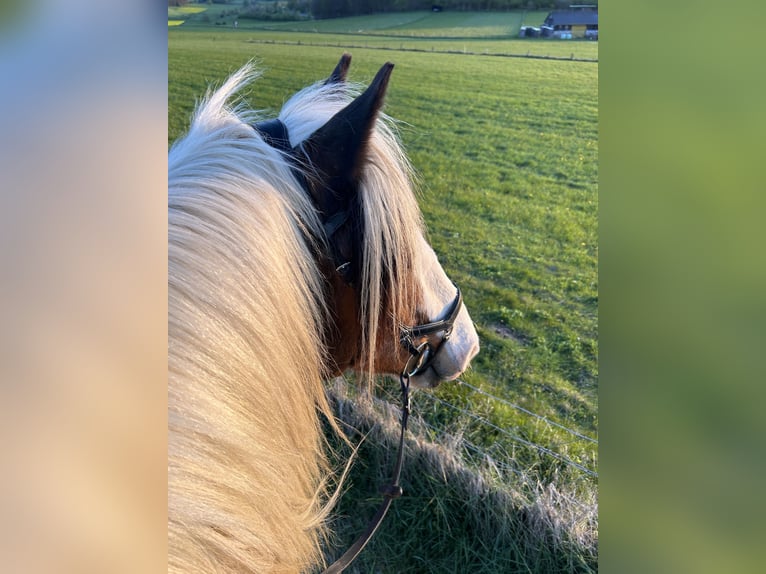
169,17 -> 597,572
167,4 -> 205,26
169,5 -> 598,61
171,6 -> 547,35
227,31 -> 597,60
243,9 -> 549,37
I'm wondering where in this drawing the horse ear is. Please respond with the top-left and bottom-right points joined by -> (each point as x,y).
297,62 -> 394,206
325,52 -> 352,85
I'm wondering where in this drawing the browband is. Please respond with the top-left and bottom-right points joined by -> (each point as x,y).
252,118 -> 292,153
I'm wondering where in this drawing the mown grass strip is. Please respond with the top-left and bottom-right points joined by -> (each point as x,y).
242,36 -> 597,62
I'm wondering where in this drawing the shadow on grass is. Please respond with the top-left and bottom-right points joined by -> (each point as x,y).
322,381 -> 597,574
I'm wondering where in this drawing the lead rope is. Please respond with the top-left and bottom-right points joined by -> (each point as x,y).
321,372 -> 411,574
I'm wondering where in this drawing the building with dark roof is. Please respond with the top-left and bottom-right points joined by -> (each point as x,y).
543,5 -> 598,39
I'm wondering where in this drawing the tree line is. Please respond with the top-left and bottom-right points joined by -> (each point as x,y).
307,0 -> 597,19
171,1 -> 598,19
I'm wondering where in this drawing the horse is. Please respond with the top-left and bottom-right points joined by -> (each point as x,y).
168,53 -> 480,573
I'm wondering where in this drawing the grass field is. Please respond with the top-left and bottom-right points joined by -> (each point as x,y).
242,10 -> 549,37
169,6 -> 598,61
169,8 -> 597,572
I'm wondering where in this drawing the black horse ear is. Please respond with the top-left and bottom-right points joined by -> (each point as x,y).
325,52 -> 352,85
297,62 -> 394,208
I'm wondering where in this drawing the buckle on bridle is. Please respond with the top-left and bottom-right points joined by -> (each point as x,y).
399,285 -> 462,379
403,341 -> 433,378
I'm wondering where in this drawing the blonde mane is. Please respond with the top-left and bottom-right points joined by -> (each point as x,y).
168,64 -> 426,572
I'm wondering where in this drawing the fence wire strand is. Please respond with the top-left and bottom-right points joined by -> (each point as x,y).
421,392 -> 597,478
370,376 -> 598,479
456,379 -> 598,444
414,413 -> 596,511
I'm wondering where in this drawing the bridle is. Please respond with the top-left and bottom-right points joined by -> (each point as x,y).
254,118 -> 463,573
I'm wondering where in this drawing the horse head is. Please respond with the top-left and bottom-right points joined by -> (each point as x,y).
255,54 -> 480,389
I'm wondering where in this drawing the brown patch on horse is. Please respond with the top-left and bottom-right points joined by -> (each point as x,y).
324,273 -> 362,375
323,262 -> 428,379
371,282 -> 426,376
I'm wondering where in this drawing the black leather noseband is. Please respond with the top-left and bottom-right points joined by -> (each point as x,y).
400,286 -> 463,379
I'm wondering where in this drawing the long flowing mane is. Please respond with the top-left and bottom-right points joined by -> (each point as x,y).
168,64 -> 428,571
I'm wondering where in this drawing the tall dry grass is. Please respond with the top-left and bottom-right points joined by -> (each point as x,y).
325,379 -> 597,573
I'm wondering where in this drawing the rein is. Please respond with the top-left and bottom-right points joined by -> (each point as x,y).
254,118 -> 463,573
323,286 -> 462,573
322,370 -> 411,574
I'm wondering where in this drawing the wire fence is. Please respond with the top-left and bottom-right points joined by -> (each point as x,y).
374,376 -> 598,480
425,391 -> 597,477
243,38 -> 598,63
457,379 -> 598,445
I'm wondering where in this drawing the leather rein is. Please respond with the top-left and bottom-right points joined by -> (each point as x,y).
254,119 -> 462,573
322,285 -> 462,574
